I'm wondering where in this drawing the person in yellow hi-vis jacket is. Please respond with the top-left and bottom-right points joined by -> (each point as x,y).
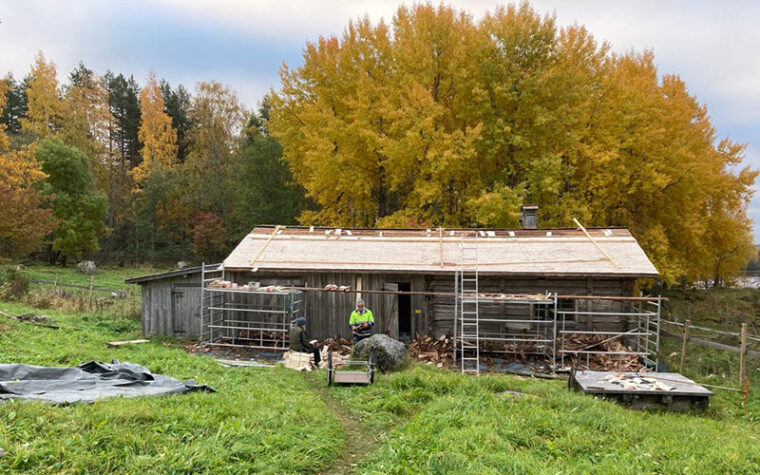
349,298 -> 374,342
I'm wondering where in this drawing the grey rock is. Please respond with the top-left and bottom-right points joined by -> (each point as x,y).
77,260 -> 97,275
177,261 -> 191,270
352,334 -> 407,373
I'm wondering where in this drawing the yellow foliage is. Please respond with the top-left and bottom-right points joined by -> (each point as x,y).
269,3 -> 758,283
20,52 -> 64,138
133,72 -> 178,185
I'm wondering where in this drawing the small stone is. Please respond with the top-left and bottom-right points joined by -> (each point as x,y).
177,261 -> 191,270
77,260 -> 97,275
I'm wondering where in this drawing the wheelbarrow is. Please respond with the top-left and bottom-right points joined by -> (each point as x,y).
327,350 -> 375,386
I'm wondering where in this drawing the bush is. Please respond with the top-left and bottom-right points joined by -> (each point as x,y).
0,268 -> 30,300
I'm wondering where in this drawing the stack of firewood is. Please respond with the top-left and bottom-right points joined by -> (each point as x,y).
317,336 -> 353,355
408,333 -> 454,367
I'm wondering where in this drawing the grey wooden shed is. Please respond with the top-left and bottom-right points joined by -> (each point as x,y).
126,265 -> 219,338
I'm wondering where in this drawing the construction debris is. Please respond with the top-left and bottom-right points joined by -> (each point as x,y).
207,280 -> 288,292
323,284 -> 352,292
0,310 -> 59,329
207,279 -> 234,289
106,339 -> 150,348
560,334 -> 643,371
479,292 -> 551,301
603,373 -> 674,391
282,347 -> 348,371
215,358 -> 275,368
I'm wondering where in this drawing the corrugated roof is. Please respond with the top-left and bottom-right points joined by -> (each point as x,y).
222,226 -> 658,277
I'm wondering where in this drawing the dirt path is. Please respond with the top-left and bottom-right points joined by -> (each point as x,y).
305,377 -> 377,475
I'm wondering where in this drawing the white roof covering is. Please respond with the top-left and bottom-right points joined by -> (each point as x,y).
223,226 -> 658,277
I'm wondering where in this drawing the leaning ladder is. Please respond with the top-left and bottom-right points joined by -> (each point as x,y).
458,233 -> 480,374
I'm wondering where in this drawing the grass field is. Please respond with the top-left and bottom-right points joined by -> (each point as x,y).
1,268 -> 760,473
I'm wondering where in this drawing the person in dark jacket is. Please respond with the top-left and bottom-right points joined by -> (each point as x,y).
289,317 -> 320,366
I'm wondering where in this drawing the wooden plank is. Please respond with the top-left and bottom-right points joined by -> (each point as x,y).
573,218 -> 620,268
249,225 -> 283,266
106,339 -> 150,347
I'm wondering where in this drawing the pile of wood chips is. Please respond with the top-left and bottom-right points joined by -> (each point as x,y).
561,334 -> 642,370
408,333 -> 454,368
317,336 -> 353,355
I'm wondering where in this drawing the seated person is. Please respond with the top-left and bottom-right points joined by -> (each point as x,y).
349,298 -> 374,342
288,317 -> 320,366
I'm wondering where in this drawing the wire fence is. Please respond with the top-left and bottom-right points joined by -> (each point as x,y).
659,315 -> 758,397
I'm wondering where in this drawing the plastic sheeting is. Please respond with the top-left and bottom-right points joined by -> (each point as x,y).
0,360 -> 214,404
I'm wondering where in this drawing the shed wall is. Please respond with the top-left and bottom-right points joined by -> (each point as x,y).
140,273 -> 202,338
226,271 -> 635,340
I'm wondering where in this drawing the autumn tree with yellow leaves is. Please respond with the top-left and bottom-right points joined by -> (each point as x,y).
134,72 -> 177,185
269,3 -> 757,283
0,78 -> 56,257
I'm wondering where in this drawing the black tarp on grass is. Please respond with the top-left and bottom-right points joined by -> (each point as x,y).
0,360 -> 214,404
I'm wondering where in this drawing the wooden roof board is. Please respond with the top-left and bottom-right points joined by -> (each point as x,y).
223,227 -> 658,277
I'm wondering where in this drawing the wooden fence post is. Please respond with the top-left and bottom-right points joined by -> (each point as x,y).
88,275 -> 94,310
680,319 -> 691,374
739,322 -> 747,389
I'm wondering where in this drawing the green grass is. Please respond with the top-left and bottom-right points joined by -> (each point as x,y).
0,301 -> 344,474
307,367 -> 760,474
1,268 -> 760,473
659,287 -> 760,389
1,263 -> 167,292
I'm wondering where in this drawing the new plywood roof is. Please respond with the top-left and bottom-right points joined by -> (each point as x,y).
223,226 -> 658,277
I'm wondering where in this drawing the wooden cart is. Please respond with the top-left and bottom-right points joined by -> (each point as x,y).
327,350 -> 375,386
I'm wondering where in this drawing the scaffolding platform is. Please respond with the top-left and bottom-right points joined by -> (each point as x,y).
201,264 -> 305,351
572,370 -> 712,411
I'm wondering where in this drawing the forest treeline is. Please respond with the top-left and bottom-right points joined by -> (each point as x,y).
0,2 -> 757,284
0,55 -> 305,265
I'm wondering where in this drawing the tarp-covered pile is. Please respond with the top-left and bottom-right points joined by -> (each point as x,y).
0,360 -> 213,404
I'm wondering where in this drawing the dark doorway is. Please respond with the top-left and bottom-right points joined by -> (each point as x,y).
397,282 -> 411,340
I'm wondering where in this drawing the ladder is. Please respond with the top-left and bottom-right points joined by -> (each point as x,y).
458,232 -> 480,374
200,262 -> 224,344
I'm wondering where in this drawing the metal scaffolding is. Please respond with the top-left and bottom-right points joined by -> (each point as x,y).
454,292 -> 557,374
201,263 -> 305,351
453,292 -> 662,373
555,295 -> 662,370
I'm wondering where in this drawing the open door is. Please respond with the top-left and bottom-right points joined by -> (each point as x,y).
382,283 -> 398,339
397,283 -> 411,340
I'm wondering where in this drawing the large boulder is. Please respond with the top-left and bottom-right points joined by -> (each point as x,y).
77,260 -> 97,275
352,334 -> 407,373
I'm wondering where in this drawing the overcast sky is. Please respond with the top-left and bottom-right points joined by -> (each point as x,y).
2,0 -> 759,239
